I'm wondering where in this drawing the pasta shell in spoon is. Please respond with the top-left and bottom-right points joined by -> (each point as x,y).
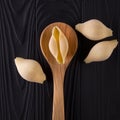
49,26 -> 69,64
14,57 -> 46,83
75,19 -> 113,40
84,40 -> 118,63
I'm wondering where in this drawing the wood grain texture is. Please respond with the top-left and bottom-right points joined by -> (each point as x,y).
40,22 -> 78,120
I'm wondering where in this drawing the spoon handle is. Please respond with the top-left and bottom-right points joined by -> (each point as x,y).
52,68 -> 65,120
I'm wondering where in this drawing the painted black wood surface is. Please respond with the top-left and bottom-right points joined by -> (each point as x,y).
0,0 -> 120,120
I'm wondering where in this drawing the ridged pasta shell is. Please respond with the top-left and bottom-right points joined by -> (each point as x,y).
14,57 -> 46,83
84,40 -> 118,63
75,19 -> 113,40
49,26 -> 69,64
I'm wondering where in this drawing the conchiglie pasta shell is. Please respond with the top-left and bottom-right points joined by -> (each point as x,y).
49,26 -> 69,64
84,40 -> 118,63
75,19 -> 113,40
14,57 -> 46,83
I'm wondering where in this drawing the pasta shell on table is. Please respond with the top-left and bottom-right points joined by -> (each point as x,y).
49,26 -> 69,64
75,19 -> 113,40
14,57 -> 46,84
84,40 -> 118,63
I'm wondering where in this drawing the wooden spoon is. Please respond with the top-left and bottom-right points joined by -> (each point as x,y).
40,22 -> 78,120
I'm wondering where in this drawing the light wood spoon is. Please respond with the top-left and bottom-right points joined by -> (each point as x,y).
40,22 -> 78,120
